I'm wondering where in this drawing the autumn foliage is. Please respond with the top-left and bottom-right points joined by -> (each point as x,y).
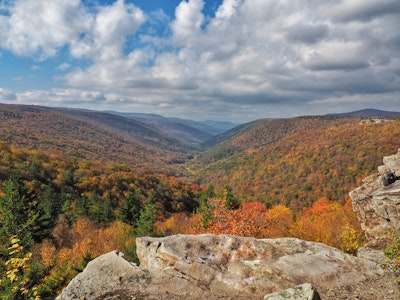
290,197 -> 365,254
2,117 -> 395,298
189,199 -> 293,238
198,119 -> 400,211
156,195 -> 364,255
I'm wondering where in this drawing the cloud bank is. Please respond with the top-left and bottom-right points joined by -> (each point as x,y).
0,0 -> 399,121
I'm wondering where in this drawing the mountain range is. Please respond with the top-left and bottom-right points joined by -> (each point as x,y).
1,104 -> 400,181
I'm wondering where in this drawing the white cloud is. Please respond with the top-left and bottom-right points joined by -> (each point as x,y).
327,0 -> 400,23
60,0 -> 400,120
57,63 -> 71,71
171,0 -> 204,43
0,0 -> 90,59
0,0 -> 399,121
0,88 -> 16,101
15,88 -> 107,107
0,0 -> 145,61
70,0 -> 145,61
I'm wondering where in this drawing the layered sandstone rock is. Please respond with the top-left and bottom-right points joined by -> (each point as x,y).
350,148 -> 400,256
55,250 -> 143,300
58,234 -> 388,300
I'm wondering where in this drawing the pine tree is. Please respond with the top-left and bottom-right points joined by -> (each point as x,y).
135,195 -> 156,237
118,188 -> 142,225
33,185 -> 60,242
0,175 -> 36,247
197,184 -> 215,228
222,185 -> 241,210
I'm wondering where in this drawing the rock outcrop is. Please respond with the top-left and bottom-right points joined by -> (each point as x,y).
58,234 -> 395,300
350,148 -> 400,258
55,250 -> 143,300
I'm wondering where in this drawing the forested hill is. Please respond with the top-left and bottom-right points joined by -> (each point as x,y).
0,104 -> 195,174
198,116 -> 360,164
193,117 -> 400,211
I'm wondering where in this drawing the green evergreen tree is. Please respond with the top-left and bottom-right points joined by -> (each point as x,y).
90,196 -> 113,225
0,175 -> 36,247
221,184 -> 241,210
75,194 -> 91,218
33,185 -> 60,242
197,184 -> 215,228
118,188 -> 142,225
135,195 -> 156,237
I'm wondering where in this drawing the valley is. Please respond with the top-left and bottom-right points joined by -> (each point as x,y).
1,103 -> 400,299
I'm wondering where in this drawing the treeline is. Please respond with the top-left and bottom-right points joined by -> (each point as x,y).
0,141 -> 203,299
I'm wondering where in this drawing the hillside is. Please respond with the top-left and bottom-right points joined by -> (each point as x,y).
0,104 -> 194,174
193,117 -> 400,211
198,116 -> 359,164
108,111 -> 238,145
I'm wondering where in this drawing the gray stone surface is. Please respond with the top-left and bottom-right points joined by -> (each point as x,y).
135,234 -> 383,298
350,148 -> 400,254
56,234 -> 390,299
264,283 -> 320,300
56,250 -> 143,300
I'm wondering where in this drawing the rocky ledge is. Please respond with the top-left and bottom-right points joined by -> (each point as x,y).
350,148 -> 400,260
57,234 -> 398,300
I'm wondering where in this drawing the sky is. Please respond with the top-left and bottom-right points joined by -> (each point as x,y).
0,0 -> 400,122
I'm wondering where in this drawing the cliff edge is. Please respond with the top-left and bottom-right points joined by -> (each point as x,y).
350,148 -> 400,261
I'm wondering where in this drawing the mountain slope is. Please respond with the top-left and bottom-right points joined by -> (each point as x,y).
199,116 -> 359,164
193,117 -> 400,211
0,104 -> 193,173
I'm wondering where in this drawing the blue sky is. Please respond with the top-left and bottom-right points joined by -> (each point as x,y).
1,0 -> 400,122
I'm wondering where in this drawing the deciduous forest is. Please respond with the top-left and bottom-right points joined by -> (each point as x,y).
1,112 -> 400,299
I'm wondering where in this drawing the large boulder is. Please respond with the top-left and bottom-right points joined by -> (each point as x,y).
58,234 -> 395,300
55,250 -> 143,300
350,149 -> 400,255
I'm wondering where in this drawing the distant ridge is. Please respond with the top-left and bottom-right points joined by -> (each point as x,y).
327,108 -> 400,118
106,111 -> 238,145
201,119 -> 266,148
